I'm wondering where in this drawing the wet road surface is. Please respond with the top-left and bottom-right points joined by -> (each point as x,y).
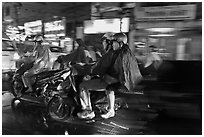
2,88 -> 201,135
2,60 -> 202,135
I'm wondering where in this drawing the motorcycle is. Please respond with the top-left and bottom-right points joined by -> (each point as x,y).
12,63 -> 71,106
47,63 -> 128,121
11,58 -> 72,129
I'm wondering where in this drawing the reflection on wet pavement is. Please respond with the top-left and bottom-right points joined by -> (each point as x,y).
2,89 -> 201,135
2,91 -> 158,135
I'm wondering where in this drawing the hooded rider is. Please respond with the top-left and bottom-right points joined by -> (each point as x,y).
22,35 -> 51,93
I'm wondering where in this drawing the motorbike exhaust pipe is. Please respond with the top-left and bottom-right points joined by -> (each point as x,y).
20,95 -> 45,106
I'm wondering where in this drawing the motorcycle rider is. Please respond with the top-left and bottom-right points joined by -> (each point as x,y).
53,38 -> 96,70
77,32 -> 138,119
22,34 -> 51,93
76,32 -> 114,107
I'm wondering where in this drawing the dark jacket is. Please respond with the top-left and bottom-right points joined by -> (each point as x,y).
91,48 -> 120,79
57,40 -> 89,65
93,43 -> 143,91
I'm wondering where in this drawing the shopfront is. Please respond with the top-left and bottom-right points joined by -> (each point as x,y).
44,19 -> 66,46
43,19 -> 73,53
24,20 -> 42,35
132,4 -> 201,60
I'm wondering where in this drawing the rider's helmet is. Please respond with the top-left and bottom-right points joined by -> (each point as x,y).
25,35 -> 34,41
101,32 -> 115,44
24,35 -> 36,46
113,33 -> 128,45
101,32 -> 115,51
33,34 -> 43,44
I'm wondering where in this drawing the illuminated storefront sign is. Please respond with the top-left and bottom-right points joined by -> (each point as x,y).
135,4 -> 196,21
44,19 -> 66,37
84,18 -> 129,34
24,20 -> 42,35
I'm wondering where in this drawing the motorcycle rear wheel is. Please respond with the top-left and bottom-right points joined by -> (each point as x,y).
48,96 -> 72,121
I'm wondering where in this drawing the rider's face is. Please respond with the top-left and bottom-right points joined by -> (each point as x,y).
102,40 -> 108,51
74,41 -> 79,50
112,41 -> 120,51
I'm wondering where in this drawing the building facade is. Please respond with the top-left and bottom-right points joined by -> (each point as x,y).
131,2 -> 202,60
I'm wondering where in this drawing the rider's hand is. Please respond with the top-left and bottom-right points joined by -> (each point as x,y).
24,52 -> 31,57
83,75 -> 92,81
90,62 -> 98,74
72,67 -> 78,76
77,62 -> 86,66
96,51 -> 102,58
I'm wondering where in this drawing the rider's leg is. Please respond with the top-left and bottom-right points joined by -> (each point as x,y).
79,90 -> 87,110
79,88 -> 92,111
21,76 -> 28,88
101,83 -> 120,119
23,70 -> 34,92
77,79 -> 107,119
101,90 -> 115,119
79,79 -> 107,110
78,87 -> 95,119
87,90 -> 92,110
107,90 -> 115,112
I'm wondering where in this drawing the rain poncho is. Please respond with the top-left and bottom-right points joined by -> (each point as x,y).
114,44 -> 143,91
91,48 -> 119,77
92,44 -> 143,92
30,44 -> 51,73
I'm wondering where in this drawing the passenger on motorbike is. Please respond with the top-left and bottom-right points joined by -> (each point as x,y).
77,33 -> 132,119
22,34 -> 52,93
53,39 -> 94,70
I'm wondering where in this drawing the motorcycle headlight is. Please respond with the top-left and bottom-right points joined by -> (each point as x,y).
13,52 -> 20,60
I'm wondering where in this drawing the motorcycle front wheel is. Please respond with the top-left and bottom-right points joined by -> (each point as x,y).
48,96 -> 72,121
12,80 -> 24,97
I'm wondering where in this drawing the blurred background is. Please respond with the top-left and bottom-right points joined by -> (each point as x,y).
2,2 -> 202,61
2,2 -> 202,135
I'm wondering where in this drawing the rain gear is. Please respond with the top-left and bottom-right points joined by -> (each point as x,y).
91,48 -> 120,78
27,44 -> 51,74
114,44 -> 143,91
22,44 -> 51,92
92,44 -> 142,92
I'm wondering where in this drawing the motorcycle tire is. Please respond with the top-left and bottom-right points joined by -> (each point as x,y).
47,96 -> 72,121
11,98 -> 25,124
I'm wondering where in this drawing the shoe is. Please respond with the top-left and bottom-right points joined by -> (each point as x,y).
77,110 -> 95,119
101,110 -> 115,119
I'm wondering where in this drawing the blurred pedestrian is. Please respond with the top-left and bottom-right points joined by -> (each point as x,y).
134,44 -> 162,77
145,45 -> 162,69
